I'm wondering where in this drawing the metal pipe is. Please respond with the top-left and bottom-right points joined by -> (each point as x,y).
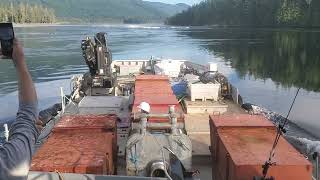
150,161 -> 166,177
147,123 -> 171,129
134,112 -> 183,120
140,113 -> 147,135
168,105 -> 178,135
169,105 -> 175,114
171,115 -> 178,135
145,123 -> 185,130
314,152 -> 319,180
161,148 -> 173,180
60,87 -> 65,113
4,124 -> 9,142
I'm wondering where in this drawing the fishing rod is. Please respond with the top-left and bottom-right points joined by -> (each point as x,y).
260,87 -> 301,180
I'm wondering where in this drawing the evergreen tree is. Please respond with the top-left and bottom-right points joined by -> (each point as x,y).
167,0 -> 319,27
0,2 -> 56,23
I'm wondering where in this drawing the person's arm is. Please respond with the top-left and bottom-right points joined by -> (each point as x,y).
0,39 -> 39,179
13,39 -> 37,105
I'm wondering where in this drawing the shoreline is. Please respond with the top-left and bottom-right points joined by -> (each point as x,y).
13,22 -> 165,28
13,23 -> 320,29
13,23 -> 65,27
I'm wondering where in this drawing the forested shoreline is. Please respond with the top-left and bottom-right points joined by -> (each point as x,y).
167,0 -> 320,27
0,3 -> 56,23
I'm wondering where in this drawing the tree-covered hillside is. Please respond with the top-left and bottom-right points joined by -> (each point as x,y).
0,3 -> 55,23
0,0 -> 189,23
167,0 -> 320,27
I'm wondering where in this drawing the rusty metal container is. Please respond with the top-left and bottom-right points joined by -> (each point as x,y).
53,114 -> 117,132
135,87 -> 172,94
31,114 -> 118,175
135,83 -> 173,96
31,130 -> 116,174
135,75 -> 169,81
134,75 -> 173,96
134,95 -> 179,106
133,75 -> 185,123
209,114 -> 275,142
209,114 -> 312,180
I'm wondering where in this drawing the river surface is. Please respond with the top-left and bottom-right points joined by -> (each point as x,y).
0,24 -> 320,143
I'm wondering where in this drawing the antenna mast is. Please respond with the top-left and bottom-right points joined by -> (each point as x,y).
11,1 -> 13,22
261,87 -> 301,179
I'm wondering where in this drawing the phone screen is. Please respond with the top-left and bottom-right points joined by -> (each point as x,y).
0,23 -> 14,57
0,23 -> 14,40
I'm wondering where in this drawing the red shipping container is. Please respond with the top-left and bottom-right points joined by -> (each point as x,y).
31,130 -> 116,175
209,115 -> 312,180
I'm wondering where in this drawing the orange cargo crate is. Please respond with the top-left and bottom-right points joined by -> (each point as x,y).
209,115 -> 312,180
31,130 -> 116,175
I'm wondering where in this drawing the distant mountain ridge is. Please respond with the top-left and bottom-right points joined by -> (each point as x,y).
0,0 -> 189,23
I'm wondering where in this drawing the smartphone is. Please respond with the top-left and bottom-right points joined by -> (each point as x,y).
0,23 -> 14,57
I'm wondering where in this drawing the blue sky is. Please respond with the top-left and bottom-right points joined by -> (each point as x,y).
145,0 -> 203,5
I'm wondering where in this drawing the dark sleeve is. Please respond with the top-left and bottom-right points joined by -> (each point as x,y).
0,102 -> 39,180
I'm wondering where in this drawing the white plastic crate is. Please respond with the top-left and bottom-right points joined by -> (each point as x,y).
154,60 -> 184,77
187,83 -> 220,101
119,65 -> 141,76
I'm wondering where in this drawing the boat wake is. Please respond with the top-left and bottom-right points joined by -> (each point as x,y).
247,103 -> 320,157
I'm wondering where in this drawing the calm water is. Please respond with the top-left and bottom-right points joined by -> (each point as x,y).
0,25 -> 320,141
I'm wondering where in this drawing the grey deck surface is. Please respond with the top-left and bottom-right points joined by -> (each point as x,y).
28,171 -> 166,180
184,99 -> 246,156
193,156 -> 213,180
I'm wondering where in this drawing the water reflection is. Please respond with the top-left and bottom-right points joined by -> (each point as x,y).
182,28 -> 320,92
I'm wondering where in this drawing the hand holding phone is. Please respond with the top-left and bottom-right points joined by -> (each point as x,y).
0,23 -> 14,57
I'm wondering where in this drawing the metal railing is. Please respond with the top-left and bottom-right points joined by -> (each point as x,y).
313,152 -> 319,180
